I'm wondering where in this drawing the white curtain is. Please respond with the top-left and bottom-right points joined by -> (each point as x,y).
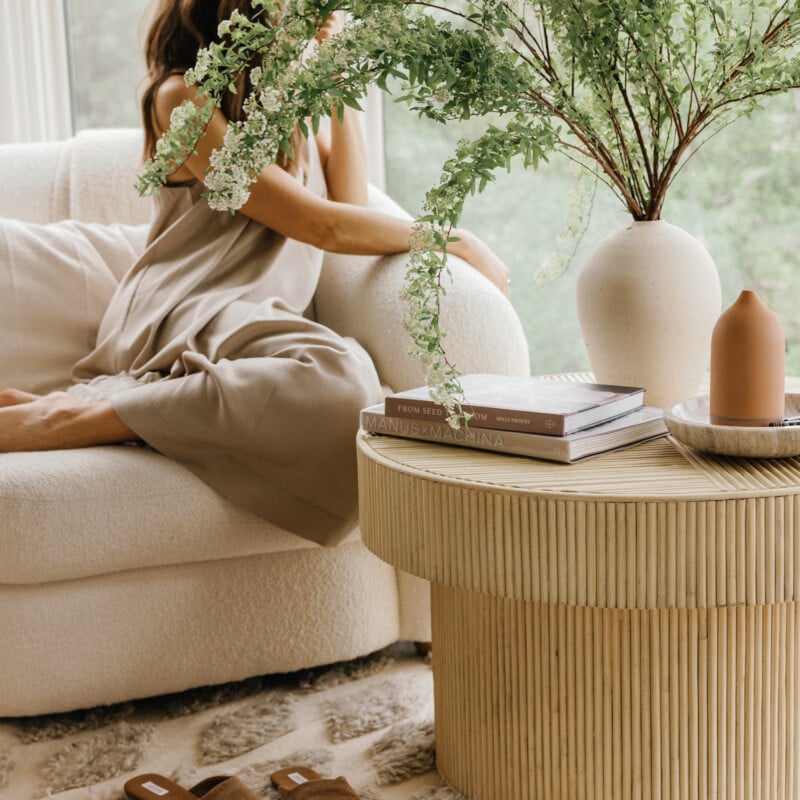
0,0 -> 72,144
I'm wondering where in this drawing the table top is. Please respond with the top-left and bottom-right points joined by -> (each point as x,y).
357,429 -> 800,611
357,430 -> 800,503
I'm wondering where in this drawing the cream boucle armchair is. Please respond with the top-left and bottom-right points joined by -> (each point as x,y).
0,129 -> 530,717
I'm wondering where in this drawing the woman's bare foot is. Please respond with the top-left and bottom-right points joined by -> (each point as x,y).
0,388 -> 40,407
0,389 -> 139,452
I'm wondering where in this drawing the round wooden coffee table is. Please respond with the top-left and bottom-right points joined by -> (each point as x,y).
357,428 -> 800,800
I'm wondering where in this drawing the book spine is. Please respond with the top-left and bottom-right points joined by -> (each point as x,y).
384,397 -> 568,435
360,409 -> 572,462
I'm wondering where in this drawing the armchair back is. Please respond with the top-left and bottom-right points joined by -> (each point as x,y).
0,129 -> 149,225
0,129 -> 530,396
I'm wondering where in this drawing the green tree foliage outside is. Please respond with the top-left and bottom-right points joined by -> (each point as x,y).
385,90 -> 800,377
65,0 -> 149,130
67,0 -> 800,379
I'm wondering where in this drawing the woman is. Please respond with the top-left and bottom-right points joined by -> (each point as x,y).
0,0 -> 510,545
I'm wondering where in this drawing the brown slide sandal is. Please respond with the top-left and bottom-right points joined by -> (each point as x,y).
124,773 -> 260,800
270,766 -> 360,799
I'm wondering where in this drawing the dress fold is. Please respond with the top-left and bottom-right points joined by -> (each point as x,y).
72,137 -> 381,545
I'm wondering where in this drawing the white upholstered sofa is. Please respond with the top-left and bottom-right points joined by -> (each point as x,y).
0,129 -> 530,717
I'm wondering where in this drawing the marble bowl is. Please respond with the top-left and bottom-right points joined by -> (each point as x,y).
664,393 -> 800,458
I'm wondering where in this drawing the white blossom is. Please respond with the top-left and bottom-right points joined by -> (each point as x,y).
259,87 -> 283,112
206,159 -> 252,210
434,87 -> 453,104
190,48 -> 213,83
408,221 -> 436,251
168,101 -> 197,130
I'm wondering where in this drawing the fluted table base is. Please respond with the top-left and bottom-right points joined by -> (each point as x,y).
432,584 -> 800,800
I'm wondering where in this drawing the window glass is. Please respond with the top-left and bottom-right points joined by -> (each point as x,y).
384,91 -> 800,376
65,0 -> 150,131
63,0 -> 800,378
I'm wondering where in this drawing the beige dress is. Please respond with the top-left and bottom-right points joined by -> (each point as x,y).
73,138 -> 382,546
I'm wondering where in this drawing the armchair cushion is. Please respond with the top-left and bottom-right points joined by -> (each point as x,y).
0,445 -> 322,586
0,127 -> 531,715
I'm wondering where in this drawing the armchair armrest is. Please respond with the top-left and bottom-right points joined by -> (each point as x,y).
314,186 -> 530,391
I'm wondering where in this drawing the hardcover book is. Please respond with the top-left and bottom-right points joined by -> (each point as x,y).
360,403 -> 667,463
384,374 -> 646,435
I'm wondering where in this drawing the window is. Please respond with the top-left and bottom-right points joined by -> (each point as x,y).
65,0 -> 150,131
384,91 -> 800,376
57,4 -> 800,375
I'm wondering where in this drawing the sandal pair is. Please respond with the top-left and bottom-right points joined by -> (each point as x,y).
125,774 -> 258,799
124,767 -> 360,799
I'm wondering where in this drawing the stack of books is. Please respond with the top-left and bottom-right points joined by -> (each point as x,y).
360,374 -> 668,463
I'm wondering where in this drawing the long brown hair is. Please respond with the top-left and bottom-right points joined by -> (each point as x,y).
140,0 -> 306,176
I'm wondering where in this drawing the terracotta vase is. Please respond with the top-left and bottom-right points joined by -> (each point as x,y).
709,290 -> 785,426
576,220 -> 721,408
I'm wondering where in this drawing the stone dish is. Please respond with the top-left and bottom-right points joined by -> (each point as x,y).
664,393 -> 800,458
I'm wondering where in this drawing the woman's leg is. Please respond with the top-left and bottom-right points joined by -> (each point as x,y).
0,389 -> 138,451
107,312 -> 383,544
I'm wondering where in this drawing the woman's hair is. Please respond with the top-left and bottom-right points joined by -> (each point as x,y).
141,0 -> 306,177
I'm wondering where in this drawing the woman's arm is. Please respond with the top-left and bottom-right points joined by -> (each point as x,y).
155,76 -> 401,251
315,106 -> 368,206
153,78 -> 510,293
313,12 -> 369,206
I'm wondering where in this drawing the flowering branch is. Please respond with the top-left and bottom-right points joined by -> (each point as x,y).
138,0 -> 800,418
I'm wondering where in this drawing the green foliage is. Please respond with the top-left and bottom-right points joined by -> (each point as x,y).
138,0 -> 800,413
386,88 -> 800,378
65,0 -> 149,130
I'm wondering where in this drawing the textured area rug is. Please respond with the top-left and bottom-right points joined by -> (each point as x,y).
0,643 -> 465,800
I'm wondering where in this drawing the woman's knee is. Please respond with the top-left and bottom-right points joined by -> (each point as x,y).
336,368 -> 382,420
311,353 -> 381,434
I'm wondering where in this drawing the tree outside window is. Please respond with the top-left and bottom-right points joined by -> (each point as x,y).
65,0 -> 150,131
64,0 -> 800,376
385,91 -> 800,376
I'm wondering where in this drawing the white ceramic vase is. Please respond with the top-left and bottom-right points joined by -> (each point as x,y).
576,220 -> 721,408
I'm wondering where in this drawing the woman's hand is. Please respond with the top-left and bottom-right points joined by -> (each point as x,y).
448,229 -> 512,298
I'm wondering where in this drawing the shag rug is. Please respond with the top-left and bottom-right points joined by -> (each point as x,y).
0,643 -> 465,800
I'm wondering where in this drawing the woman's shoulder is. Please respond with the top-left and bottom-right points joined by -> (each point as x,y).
151,73 -> 200,132
149,73 -> 206,185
